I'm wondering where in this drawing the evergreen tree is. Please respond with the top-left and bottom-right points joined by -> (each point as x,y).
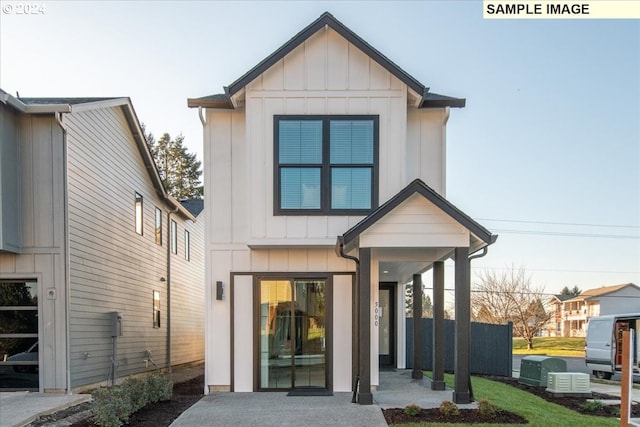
142,124 -> 203,200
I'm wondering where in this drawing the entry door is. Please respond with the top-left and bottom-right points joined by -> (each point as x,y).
259,279 -> 326,390
379,283 -> 395,368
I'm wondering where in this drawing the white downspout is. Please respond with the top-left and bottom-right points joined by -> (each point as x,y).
55,112 -> 72,394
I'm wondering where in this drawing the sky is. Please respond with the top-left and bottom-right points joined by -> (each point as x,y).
1,1 -> 638,296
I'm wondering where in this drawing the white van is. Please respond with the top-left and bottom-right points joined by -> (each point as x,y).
585,313 -> 640,379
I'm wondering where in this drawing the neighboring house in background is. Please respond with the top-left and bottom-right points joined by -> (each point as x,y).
549,283 -> 640,337
188,12 -> 497,404
0,90 -> 204,392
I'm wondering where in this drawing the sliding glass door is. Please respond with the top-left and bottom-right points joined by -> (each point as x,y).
259,279 -> 326,390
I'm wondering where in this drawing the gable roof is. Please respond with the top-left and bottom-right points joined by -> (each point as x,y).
188,12 -> 465,110
338,179 -> 497,249
566,283 -> 639,302
1,89 -> 196,222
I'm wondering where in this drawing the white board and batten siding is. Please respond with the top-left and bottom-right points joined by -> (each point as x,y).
65,106 -> 203,388
202,26 -> 450,391
360,194 -> 470,249
0,107 -> 68,391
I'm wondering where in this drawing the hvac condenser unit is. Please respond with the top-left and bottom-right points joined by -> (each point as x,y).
546,372 -> 591,396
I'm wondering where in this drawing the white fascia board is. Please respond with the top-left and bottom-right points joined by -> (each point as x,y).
69,98 -> 129,112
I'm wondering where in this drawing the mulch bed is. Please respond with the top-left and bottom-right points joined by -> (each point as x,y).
383,375 -> 640,424
383,408 -> 527,424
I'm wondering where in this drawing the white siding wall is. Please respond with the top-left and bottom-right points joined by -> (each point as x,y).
65,106 -> 202,388
406,108 -> 447,195
245,27 -> 409,243
598,288 -> 640,315
360,194 -> 470,248
203,26 -> 448,391
0,111 -> 67,391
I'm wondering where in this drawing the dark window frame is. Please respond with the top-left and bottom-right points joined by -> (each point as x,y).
273,115 -> 379,216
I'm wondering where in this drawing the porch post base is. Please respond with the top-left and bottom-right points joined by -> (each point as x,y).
357,392 -> 373,405
431,380 -> 446,391
453,391 -> 472,404
411,369 -> 423,379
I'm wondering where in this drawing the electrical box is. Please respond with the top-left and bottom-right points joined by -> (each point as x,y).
546,372 -> 591,395
110,311 -> 123,337
519,355 -> 567,387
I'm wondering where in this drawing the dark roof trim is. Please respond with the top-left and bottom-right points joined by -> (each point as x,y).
340,178 -> 497,247
19,97 -> 119,105
188,12 -> 466,110
420,92 -> 466,108
180,199 -> 204,217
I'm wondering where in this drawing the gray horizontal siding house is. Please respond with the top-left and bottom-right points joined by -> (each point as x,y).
0,90 -> 204,392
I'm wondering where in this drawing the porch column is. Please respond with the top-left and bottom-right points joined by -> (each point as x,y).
454,247 -> 471,404
357,247 -> 373,405
431,261 -> 446,390
412,274 -> 423,379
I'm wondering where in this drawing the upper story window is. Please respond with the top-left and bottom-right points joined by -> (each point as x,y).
135,193 -> 143,235
184,230 -> 190,261
170,220 -> 177,254
155,208 -> 162,245
274,116 -> 378,215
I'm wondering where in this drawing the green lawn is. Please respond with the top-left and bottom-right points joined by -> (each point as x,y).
395,373 -> 617,427
513,337 -> 585,356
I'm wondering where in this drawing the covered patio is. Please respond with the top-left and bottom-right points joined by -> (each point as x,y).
336,179 -> 497,404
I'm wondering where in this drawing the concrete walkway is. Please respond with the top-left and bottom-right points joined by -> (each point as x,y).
0,392 -> 90,427
170,371 -> 475,427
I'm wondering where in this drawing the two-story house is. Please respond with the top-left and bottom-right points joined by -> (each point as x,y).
0,90 -> 204,392
188,12 -> 496,404
550,283 -> 640,337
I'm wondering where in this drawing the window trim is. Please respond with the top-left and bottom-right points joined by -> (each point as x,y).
273,115 -> 379,216
153,290 -> 161,328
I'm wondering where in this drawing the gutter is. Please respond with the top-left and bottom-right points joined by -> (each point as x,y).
55,111 -> 73,394
335,238 -> 360,403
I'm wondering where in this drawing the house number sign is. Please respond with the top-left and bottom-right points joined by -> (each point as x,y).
374,301 -> 379,327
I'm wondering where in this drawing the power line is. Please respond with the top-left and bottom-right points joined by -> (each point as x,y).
478,218 -> 640,229
444,265 -> 640,275
491,229 -> 639,239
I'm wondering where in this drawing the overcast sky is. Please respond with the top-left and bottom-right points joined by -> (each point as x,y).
1,1 -> 638,295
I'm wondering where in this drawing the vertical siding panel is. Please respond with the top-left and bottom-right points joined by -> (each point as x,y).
306,216 -> 328,239
31,118 -> 55,248
262,60 -> 284,90
332,274 -> 352,391
306,98 -> 327,115
348,45 -> 369,90
233,275 -> 253,391
211,111 -> 232,243
287,248 -> 308,272
305,28 -> 327,90
268,249 -> 288,272
286,216 -> 306,238
263,98 -> 285,238
327,98 -> 347,115
307,249 -> 328,272
250,250 -> 269,271
406,108 -> 420,181
284,44 -> 305,90
369,61 -> 391,90
327,29 -> 348,90
285,98 -> 305,114
231,249 -> 250,271
248,98 -> 266,239
20,116 -> 35,248
231,109 -> 247,244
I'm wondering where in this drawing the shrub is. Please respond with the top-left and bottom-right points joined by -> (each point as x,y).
477,398 -> 497,417
92,374 -> 173,427
404,403 -> 421,417
581,400 -> 605,412
439,400 -> 460,417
